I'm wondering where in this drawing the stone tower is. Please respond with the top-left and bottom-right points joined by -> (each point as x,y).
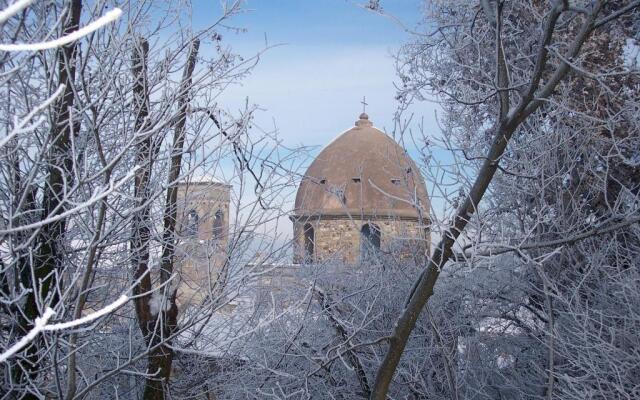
291,113 -> 430,264
175,177 -> 231,307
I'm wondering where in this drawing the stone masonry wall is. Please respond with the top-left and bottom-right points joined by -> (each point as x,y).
175,182 -> 231,308
293,217 -> 430,264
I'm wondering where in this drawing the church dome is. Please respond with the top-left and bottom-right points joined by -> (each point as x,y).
294,114 -> 429,219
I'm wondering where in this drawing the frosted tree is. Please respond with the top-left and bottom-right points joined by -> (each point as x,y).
370,0 -> 640,399
0,1 -> 301,398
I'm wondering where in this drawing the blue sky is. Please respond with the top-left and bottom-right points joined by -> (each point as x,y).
191,0 -> 437,148
186,1 -> 450,241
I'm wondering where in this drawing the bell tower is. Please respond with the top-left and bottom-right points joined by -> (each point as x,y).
175,177 -> 231,307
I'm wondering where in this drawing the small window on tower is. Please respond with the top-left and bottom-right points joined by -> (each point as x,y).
352,177 -> 361,183
333,187 -> 346,204
186,209 -> 199,237
213,209 -> 224,239
391,178 -> 401,185
319,178 -> 327,184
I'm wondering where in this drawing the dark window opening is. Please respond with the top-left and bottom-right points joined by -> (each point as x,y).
213,209 -> 224,239
186,209 -> 199,237
303,223 -> 315,263
360,223 -> 381,260
406,167 -> 412,174
319,178 -> 327,184
334,187 -> 346,204
391,178 -> 401,185
352,177 -> 361,183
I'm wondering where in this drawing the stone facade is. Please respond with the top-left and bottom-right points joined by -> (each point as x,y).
292,215 -> 430,264
176,181 -> 230,242
291,113 -> 431,266
175,180 -> 231,307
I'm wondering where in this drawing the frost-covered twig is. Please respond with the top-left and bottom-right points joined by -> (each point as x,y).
0,8 -> 122,51
0,308 -> 54,363
0,295 -> 128,363
0,167 -> 138,234
0,0 -> 33,24
44,295 -> 128,331
0,84 -> 65,149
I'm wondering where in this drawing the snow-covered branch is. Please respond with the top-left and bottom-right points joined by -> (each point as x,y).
0,295 -> 128,363
0,8 -> 122,51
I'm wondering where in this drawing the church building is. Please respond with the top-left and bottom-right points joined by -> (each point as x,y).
291,113 -> 430,264
172,112 -> 431,303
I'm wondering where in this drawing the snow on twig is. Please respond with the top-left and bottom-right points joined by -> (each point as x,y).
0,308 -> 54,363
0,295 -> 128,363
0,0 -> 33,24
44,295 -> 128,331
0,8 -> 122,52
0,166 -> 138,234
0,84 -> 65,149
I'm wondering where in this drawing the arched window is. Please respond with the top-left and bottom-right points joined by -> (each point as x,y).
360,223 -> 380,260
213,209 -> 224,239
186,209 -> 199,237
303,223 -> 314,263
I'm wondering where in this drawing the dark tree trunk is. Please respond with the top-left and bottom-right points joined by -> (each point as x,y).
130,38 -> 200,400
370,3 -> 610,397
131,37 -> 153,341
11,1 -> 82,396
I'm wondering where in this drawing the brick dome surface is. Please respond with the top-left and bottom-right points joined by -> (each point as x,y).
294,114 -> 429,220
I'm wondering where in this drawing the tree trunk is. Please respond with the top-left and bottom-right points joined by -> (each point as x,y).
370,2 -> 607,398
131,37 -> 153,342
133,37 -> 200,400
12,1 -> 82,396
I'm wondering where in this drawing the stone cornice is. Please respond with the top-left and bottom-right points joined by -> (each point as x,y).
290,210 -> 429,223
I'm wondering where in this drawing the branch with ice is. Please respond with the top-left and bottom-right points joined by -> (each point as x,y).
0,295 -> 128,363
0,308 -> 54,364
0,166 -> 138,234
0,0 -> 32,24
0,6 -> 122,51
0,84 -> 65,150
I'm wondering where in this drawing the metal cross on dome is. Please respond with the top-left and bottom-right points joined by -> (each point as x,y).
361,96 -> 368,114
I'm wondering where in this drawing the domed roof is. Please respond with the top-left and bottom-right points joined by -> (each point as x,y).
294,114 -> 429,220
